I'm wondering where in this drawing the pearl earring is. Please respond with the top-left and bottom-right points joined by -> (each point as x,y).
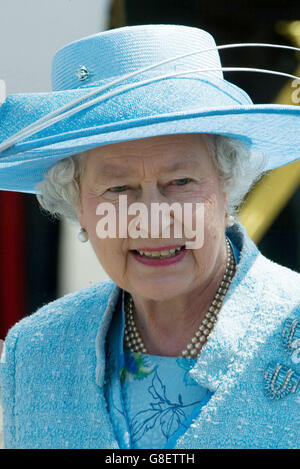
226,215 -> 235,227
77,227 -> 89,242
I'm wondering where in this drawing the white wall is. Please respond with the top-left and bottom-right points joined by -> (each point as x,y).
0,0 -> 112,446
0,0 -> 111,93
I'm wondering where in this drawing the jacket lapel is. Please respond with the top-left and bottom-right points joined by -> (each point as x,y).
190,226 -> 262,391
93,281 -> 122,448
173,223 -> 266,447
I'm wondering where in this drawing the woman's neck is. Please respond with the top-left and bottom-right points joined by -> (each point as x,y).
129,247 -> 228,357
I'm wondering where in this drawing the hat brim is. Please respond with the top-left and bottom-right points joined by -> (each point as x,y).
0,77 -> 299,193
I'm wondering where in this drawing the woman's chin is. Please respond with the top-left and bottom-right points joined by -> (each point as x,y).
129,277 -> 190,301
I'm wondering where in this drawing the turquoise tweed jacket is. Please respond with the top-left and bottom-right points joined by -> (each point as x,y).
1,222 -> 299,449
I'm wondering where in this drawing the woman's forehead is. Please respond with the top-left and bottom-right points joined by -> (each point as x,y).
84,133 -> 212,172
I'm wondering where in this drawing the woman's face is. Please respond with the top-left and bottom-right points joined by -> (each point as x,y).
77,134 -> 229,301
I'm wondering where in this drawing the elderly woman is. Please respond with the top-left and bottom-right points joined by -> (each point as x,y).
0,24 -> 299,450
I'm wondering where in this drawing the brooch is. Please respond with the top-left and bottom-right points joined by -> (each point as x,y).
264,317 -> 300,400
264,362 -> 299,400
282,318 -> 300,364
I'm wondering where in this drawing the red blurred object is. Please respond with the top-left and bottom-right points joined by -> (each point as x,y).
0,191 -> 26,339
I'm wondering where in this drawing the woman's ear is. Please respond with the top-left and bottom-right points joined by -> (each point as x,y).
75,204 -> 89,242
75,150 -> 88,227
223,192 -> 233,227
75,189 -> 85,227
224,191 -> 229,214
76,204 -> 84,228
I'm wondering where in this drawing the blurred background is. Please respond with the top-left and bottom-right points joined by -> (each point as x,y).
0,0 -> 299,341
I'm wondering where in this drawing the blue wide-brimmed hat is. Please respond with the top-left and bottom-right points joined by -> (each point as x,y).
0,24 -> 299,194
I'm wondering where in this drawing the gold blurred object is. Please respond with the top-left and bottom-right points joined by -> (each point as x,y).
238,20 -> 300,242
238,160 -> 300,241
275,20 -> 300,46
109,0 -> 126,29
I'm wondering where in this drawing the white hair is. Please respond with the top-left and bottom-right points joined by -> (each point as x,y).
35,134 -> 268,224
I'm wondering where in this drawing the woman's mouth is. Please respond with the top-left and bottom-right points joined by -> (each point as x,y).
130,245 -> 187,266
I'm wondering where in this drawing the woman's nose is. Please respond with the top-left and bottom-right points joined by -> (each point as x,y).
139,183 -> 166,205
129,184 -> 175,239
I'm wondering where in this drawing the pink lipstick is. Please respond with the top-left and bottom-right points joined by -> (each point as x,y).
130,245 -> 187,267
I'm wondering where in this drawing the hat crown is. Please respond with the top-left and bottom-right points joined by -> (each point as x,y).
52,24 -> 223,91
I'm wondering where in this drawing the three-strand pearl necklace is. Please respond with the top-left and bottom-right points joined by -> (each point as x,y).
124,238 -> 236,358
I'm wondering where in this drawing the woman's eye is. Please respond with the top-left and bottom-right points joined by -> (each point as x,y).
172,178 -> 192,186
108,185 -> 128,193
106,179 -> 193,194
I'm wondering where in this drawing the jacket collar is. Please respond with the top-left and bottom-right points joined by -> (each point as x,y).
95,282 -> 121,387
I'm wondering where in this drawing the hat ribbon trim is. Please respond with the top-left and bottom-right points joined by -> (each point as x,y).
0,42 -> 299,154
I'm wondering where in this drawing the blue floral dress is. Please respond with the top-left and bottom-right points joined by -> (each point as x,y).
104,238 -> 240,449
